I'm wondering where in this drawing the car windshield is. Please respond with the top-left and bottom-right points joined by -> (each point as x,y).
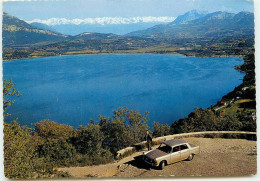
158,144 -> 172,153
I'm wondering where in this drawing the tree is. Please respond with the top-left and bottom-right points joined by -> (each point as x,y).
74,124 -> 105,155
238,112 -> 256,132
98,107 -> 150,154
39,139 -> 77,166
152,122 -> 170,137
101,118 -> 134,154
72,123 -> 113,164
171,108 -> 221,133
4,121 -> 49,178
126,108 -> 149,143
34,120 -> 74,140
112,107 -> 149,143
218,116 -> 242,131
3,79 -> 20,117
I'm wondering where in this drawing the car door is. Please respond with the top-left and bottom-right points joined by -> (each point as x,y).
170,146 -> 181,164
180,144 -> 190,160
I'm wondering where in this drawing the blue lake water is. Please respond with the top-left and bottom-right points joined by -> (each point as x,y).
3,54 -> 244,128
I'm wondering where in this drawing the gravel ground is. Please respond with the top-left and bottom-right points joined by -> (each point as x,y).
58,137 -> 257,178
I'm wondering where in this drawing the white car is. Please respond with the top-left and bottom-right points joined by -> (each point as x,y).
143,138 -> 200,169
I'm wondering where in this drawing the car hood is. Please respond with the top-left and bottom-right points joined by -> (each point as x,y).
145,149 -> 168,160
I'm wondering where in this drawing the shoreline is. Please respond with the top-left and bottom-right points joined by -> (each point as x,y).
2,50 -> 245,62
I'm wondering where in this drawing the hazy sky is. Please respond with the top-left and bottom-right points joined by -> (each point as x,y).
3,0 -> 254,22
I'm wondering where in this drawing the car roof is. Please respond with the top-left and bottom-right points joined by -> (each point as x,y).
163,139 -> 187,147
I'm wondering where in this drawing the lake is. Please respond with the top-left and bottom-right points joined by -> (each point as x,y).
3,54 -> 244,128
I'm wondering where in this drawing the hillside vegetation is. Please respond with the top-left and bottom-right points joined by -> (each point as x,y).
2,13 -> 68,47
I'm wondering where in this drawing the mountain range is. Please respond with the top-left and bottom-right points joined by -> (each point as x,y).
2,10 -> 254,60
31,22 -> 170,36
169,10 -> 208,25
126,11 -> 254,41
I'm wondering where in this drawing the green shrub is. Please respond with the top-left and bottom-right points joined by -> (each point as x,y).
4,121 -> 51,179
153,122 -> 170,137
35,120 -> 74,140
39,139 -> 77,166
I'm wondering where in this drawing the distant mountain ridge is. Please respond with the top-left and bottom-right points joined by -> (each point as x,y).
29,22 -> 170,36
126,11 -> 254,40
169,10 -> 207,25
30,22 -> 59,33
73,32 -> 120,40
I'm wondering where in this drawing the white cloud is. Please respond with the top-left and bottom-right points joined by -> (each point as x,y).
26,16 -> 176,26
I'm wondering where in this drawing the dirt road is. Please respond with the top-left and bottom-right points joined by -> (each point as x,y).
58,137 -> 257,178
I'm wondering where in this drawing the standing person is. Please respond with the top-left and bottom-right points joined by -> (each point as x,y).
145,131 -> 152,151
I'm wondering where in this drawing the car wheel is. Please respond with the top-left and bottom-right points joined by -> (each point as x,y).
187,154 -> 194,161
159,161 -> 166,170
